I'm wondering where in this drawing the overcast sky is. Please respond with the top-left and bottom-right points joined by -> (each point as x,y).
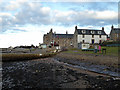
0,0 -> 119,48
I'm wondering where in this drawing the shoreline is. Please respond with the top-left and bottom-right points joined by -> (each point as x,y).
56,52 -> 118,68
1,53 -> 57,62
2,57 -> 120,89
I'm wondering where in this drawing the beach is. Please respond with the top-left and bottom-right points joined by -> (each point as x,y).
2,52 -> 120,89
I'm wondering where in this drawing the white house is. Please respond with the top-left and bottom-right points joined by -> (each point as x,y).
73,26 -> 107,48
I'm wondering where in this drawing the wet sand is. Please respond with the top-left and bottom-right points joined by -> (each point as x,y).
2,56 -> 120,89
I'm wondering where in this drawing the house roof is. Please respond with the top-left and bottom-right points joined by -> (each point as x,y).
52,34 -> 73,38
76,29 -> 107,35
112,28 -> 120,33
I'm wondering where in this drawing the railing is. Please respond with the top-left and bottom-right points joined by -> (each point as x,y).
82,49 -> 95,51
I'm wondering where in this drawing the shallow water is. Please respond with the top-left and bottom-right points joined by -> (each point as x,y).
53,58 -> 120,77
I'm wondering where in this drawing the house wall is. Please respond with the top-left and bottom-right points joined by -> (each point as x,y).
78,35 -> 107,44
43,32 -> 73,48
110,26 -> 120,41
52,37 -> 73,48
73,30 -> 78,48
110,33 -> 119,41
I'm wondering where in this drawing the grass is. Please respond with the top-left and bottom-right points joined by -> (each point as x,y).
101,46 -> 118,56
64,46 -> 118,56
2,53 -> 57,62
57,47 -> 119,68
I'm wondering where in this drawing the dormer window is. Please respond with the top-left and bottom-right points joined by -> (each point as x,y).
91,31 -> 95,34
82,30 -> 86,34
98,31 -> 101,34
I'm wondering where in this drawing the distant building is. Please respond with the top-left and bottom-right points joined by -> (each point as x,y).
39,44 -> 47,49
73,26 -> 107,48
43,26 -> 108,49
110,25 -> 120,41
43,28 -> 73,49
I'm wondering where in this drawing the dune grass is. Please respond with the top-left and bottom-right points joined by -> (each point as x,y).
2,53 -> 57,62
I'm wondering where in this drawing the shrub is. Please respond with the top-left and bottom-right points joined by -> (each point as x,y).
101,41 -> 120,46
2,53 -> 57,62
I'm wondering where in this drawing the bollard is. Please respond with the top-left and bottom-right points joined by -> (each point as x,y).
102,48 -> 106,54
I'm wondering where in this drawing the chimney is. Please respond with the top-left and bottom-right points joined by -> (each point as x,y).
66,31 -> 68,34
111,25 -> 114,30
75,26 -> 77,30
50,28 -> 53,33
102,27 -> 104,31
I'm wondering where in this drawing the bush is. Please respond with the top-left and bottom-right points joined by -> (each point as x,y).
101,41 -> 120,46
2,53 -> 57,62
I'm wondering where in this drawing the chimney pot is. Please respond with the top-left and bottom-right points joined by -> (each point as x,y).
75,26 -> 77,30
102,27 -> 104,31
66,31 -> 68,34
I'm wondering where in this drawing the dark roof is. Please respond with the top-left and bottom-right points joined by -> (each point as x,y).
52,34 -> 73,38
113,28 -> 120,33
76,29 -> 107,35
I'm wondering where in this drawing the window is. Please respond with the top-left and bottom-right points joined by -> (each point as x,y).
98,31 -> 101,34
82,30 -> 86,34
117,34 -> 118,38
99,40 -> 102,44
91,31 -> 95,34
82,40 -> 85,43
92,35 -> 94,38
82,35 -> 85,38
99,35 -> 101,38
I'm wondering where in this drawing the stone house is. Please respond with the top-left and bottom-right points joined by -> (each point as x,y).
43,28 -> 73,49
73,26 -> 107,48
110,25 -> 120,41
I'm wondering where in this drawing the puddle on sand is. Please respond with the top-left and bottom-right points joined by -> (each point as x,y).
53,58 -> 120,77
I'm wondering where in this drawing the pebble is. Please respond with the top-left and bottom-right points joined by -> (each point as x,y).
112,77 -> 120,80
36,70 -> 38,72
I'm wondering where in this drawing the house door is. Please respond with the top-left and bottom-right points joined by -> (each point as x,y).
92,39 -> 94,44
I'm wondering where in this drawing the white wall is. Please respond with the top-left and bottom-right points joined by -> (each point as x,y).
78,35 -> 107,44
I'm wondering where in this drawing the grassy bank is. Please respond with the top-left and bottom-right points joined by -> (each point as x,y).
2,53 -> 57,62
65,46 -> 118,56
56,47 -> 119,68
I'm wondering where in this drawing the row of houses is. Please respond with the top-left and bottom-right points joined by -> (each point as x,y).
43,25 -> 120,49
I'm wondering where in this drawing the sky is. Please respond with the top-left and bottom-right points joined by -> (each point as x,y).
0,0 -> 119,48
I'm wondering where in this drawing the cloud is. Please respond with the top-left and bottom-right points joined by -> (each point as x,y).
0,12 -> 12,17
95,10 -> 118,20
12,2 -> 52,25
0,17 -> 2,23
24,0 -> 119,2
0,31 -> 43,48
53,9 -> 118,26
0,1 -> 53,32
0,1 -> 118,34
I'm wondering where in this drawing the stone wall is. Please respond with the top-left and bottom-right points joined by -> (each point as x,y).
43,30 -> 73,49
